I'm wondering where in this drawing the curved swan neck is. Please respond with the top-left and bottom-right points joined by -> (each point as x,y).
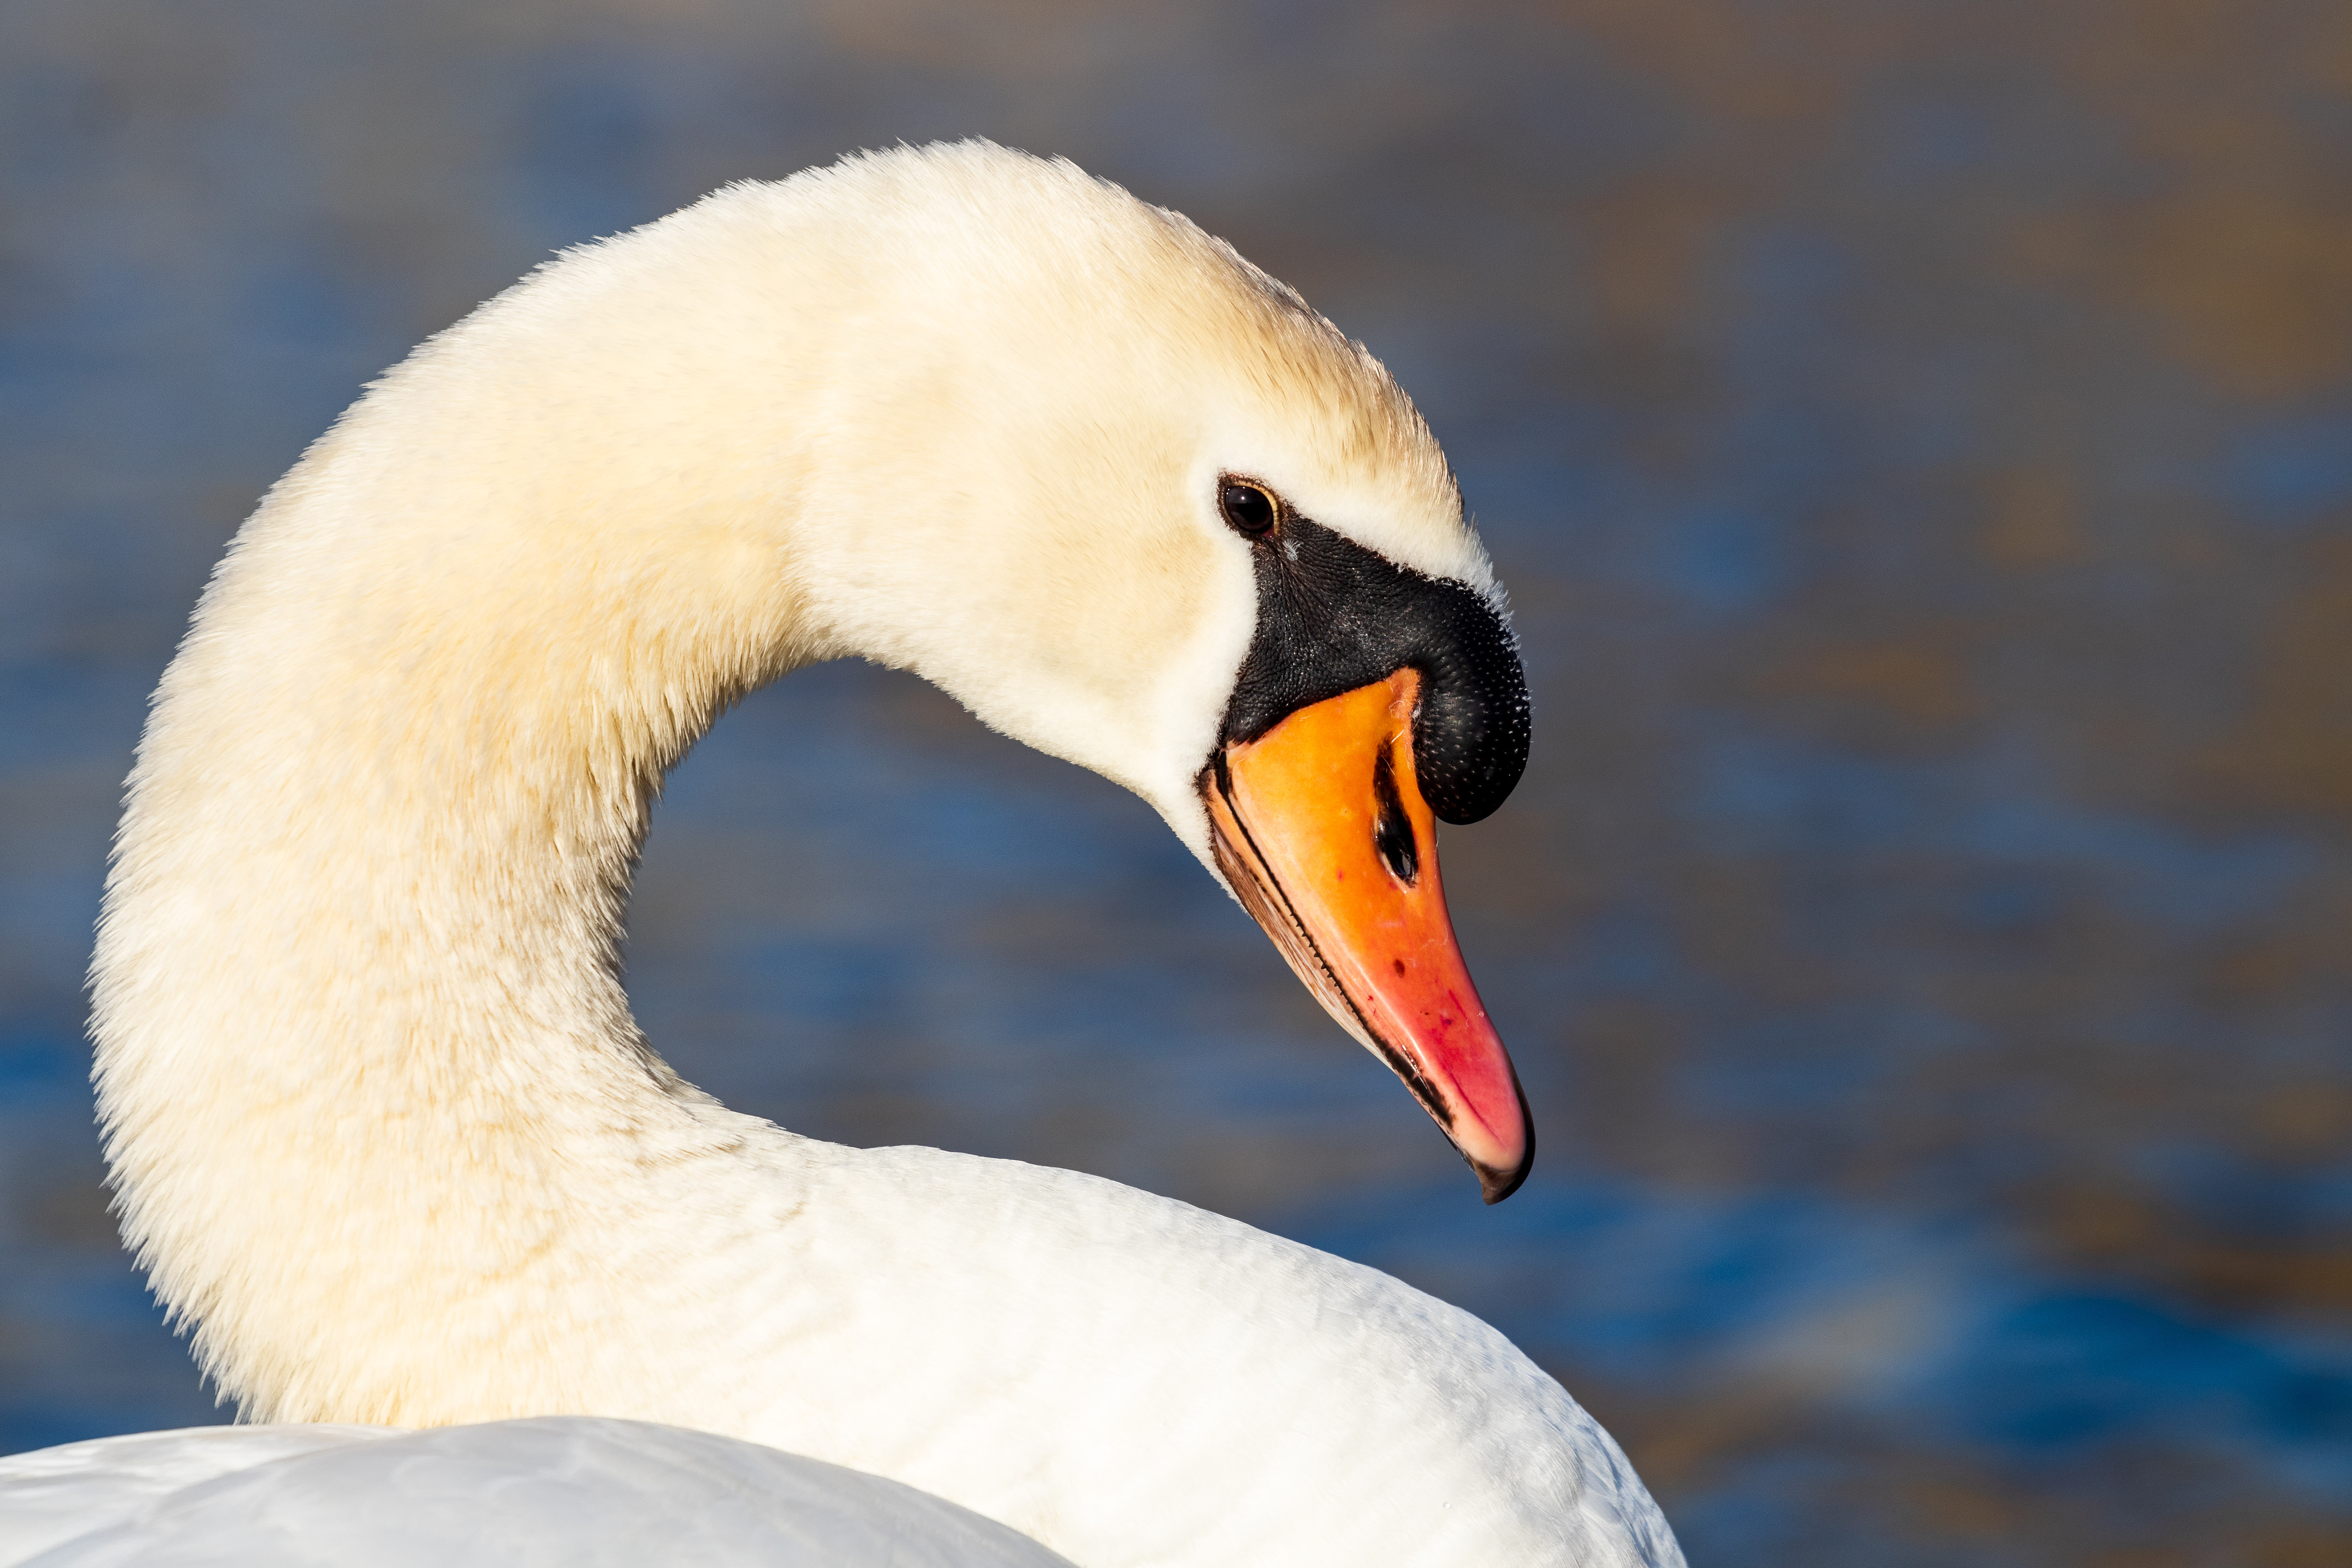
88,183 -> 917,1420
85,140 -> 1469,1425
85,146 -> 1289,1424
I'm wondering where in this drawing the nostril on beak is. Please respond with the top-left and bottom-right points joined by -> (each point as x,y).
1372,746 -> 1419,886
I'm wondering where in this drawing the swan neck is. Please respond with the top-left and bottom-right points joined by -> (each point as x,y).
85,249 -> 837,1418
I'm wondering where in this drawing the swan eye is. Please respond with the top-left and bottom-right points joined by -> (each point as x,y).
1218,481 -> 1279,537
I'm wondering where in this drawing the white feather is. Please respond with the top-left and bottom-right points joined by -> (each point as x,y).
1,1419 -> 1074,1566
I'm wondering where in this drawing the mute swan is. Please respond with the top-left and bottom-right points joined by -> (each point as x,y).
5,142 -> 1681,1567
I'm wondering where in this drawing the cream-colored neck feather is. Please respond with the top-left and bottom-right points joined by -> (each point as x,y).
80,146 -> 1670,1568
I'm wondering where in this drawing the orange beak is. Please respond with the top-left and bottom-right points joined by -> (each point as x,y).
1201,670 -> 1532,1202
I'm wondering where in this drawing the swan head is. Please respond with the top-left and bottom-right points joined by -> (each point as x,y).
762,147 -> 1535,1198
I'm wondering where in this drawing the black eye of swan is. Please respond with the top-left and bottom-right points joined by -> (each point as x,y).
1218,481 -> 1279,537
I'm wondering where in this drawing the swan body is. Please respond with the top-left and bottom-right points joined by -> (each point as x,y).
21,143 -> 1681,1565
0,1419 -> 1074,1566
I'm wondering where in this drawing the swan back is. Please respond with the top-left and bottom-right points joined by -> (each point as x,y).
2,1419 -> 1074,1567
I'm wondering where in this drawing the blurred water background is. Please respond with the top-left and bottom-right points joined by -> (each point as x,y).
3,2 -> 2349,1562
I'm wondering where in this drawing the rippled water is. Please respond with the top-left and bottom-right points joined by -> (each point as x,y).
4,4 -> 2349,1563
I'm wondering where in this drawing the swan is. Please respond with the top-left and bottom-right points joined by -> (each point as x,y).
4,142 -> 1681,1566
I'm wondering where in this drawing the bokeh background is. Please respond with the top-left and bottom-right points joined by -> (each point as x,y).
4,2 -> 2349,1562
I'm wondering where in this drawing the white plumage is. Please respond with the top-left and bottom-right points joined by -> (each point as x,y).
5,143 -> 1682,1567
0,1420 -> 1074,1566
